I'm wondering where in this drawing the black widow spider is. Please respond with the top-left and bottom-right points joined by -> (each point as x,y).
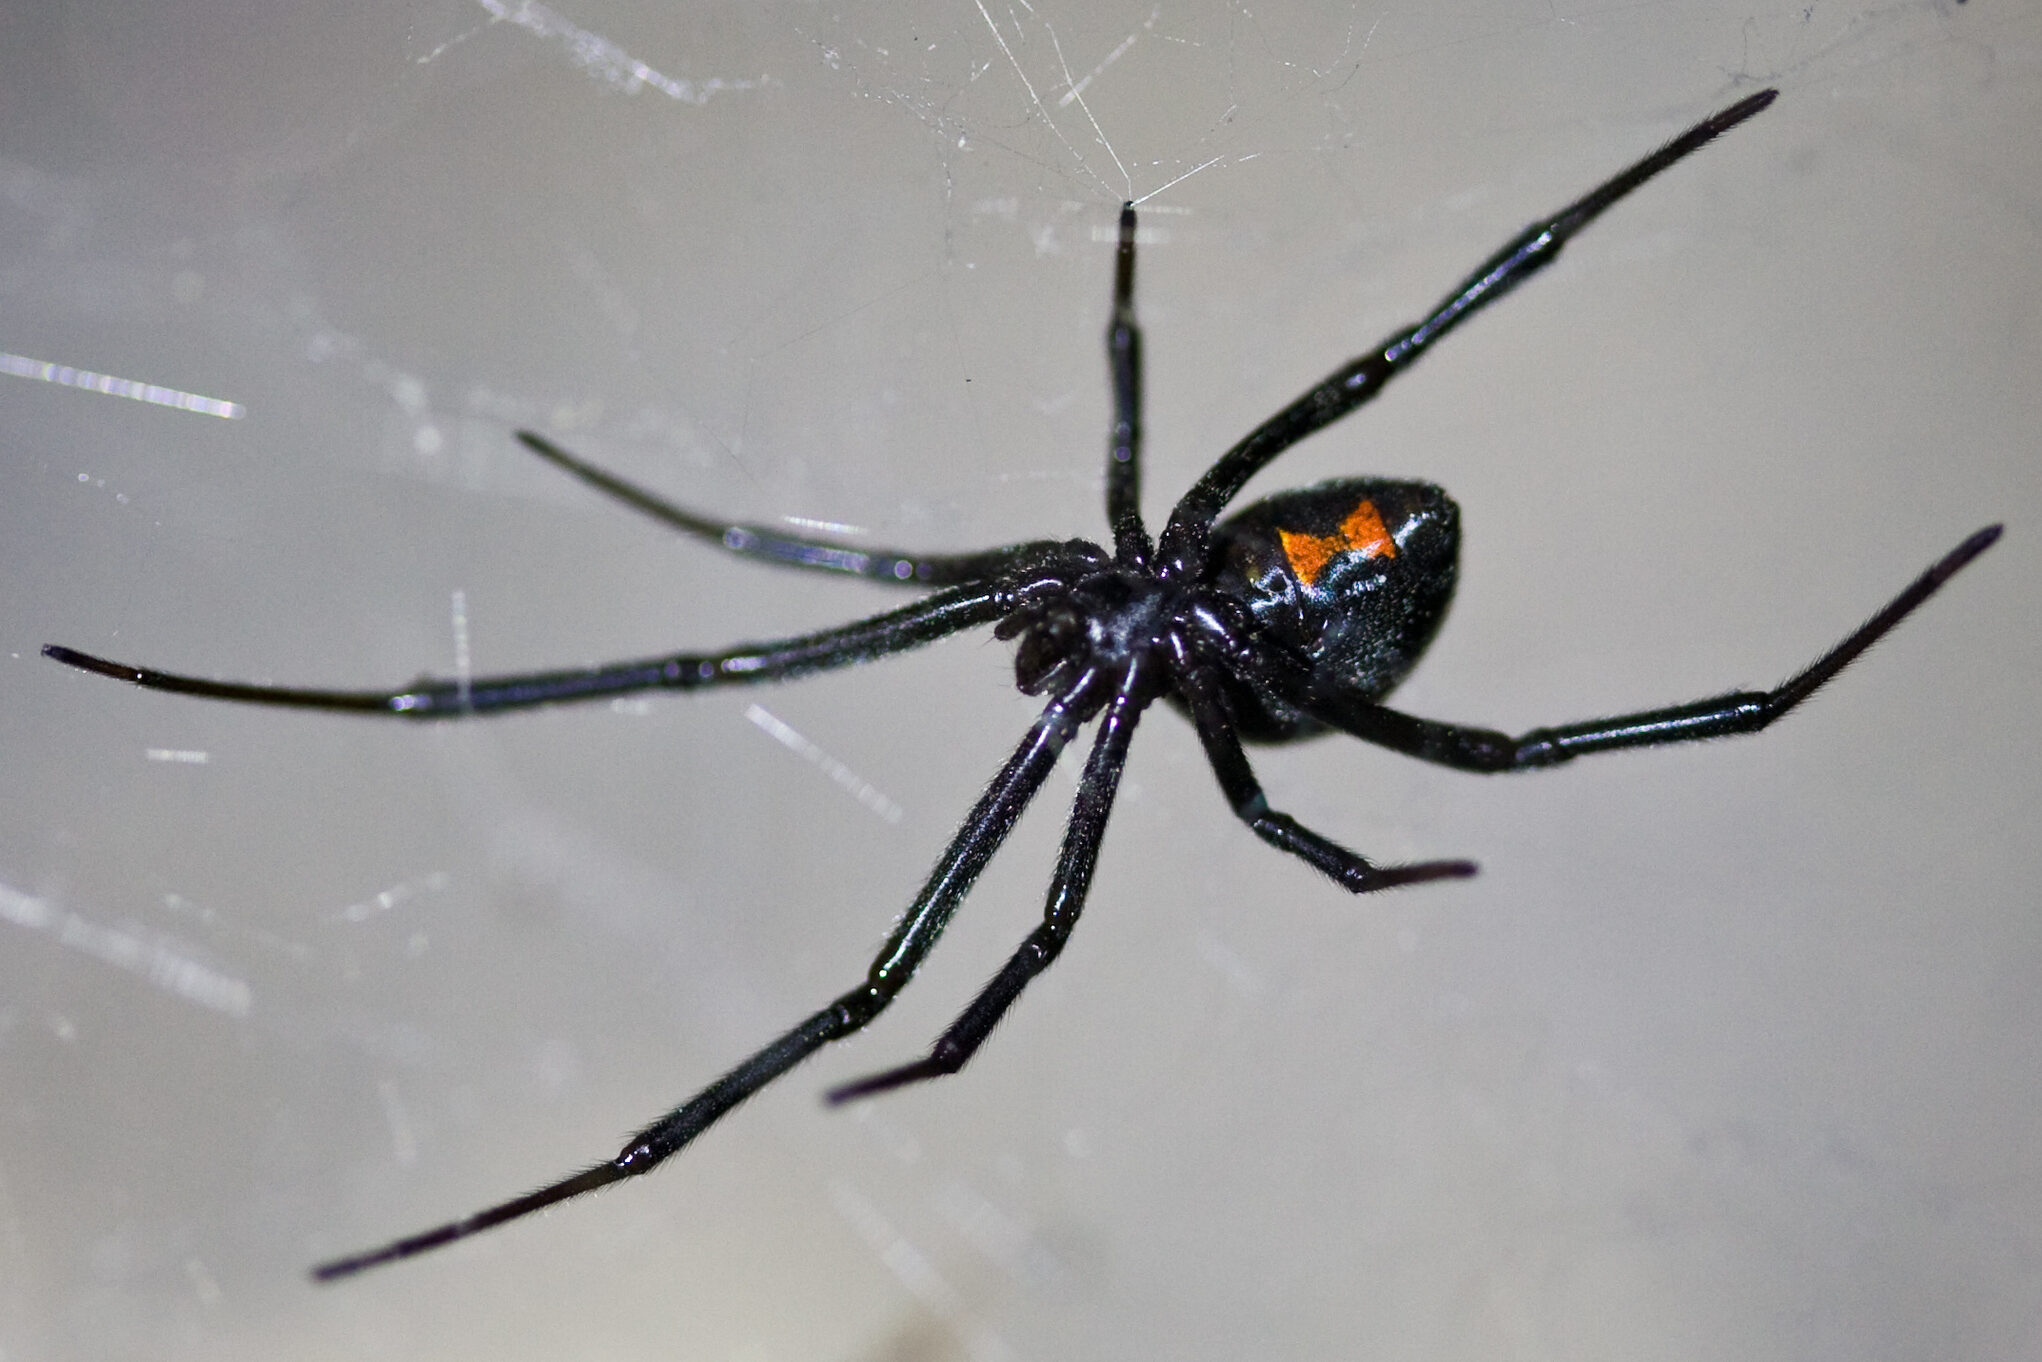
45,88 -> 1999,1282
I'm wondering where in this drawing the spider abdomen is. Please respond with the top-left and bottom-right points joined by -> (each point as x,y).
1205,480 -> 1459,738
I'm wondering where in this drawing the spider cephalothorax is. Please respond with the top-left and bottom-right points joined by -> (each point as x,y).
1000,559 -> 1163,700
44,88 -> 1998,1280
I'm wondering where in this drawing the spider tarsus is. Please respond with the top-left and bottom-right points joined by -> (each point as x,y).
823,1061 -> 947,1105
1943,523 -> 2003,575
1373,859 -> 1479,889
310,1241 -> 414,1283
1767,521 -> 2003,716
41,643 -> 136,682
1712,87 -> 1778,129
309,1161 -> 625,1282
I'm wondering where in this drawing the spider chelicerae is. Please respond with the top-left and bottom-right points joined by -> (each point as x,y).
45,88 -> 1999,1281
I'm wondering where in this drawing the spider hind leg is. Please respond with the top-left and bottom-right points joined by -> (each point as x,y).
517,430 -> 1063,587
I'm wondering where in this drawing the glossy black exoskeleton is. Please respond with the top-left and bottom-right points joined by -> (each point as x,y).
1206,480 -> 1459,739
42,89 -> 2000,1280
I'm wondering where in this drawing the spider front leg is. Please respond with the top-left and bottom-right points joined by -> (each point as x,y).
516,431 -> 1068,587
828,662 -> 1152,1103
1158,88 -> 1779,572
43,582 -> 1012,717
311,670 -> 1105,1280
1178,666 -> 1476,891
1302,525 -> 2001,772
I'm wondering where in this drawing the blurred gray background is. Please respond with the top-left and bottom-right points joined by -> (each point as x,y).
2,1 -> 2037,1358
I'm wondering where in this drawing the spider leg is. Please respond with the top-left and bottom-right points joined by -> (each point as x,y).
42,582 -> 1010,718
827,661 -> 1153,1103
1104,204 -> 1151,565
310,670 -> 1106,1280
1298,525 -> 2001,772
1159,89 -> 1778,572
1179,666 -> 1476,890
517,431 -> 1066,586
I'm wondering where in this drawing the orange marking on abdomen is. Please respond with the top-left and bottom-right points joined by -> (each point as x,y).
1277,499 -> 1397,586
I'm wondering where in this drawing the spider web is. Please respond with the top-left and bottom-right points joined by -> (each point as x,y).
4,2 -> 2036,1360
